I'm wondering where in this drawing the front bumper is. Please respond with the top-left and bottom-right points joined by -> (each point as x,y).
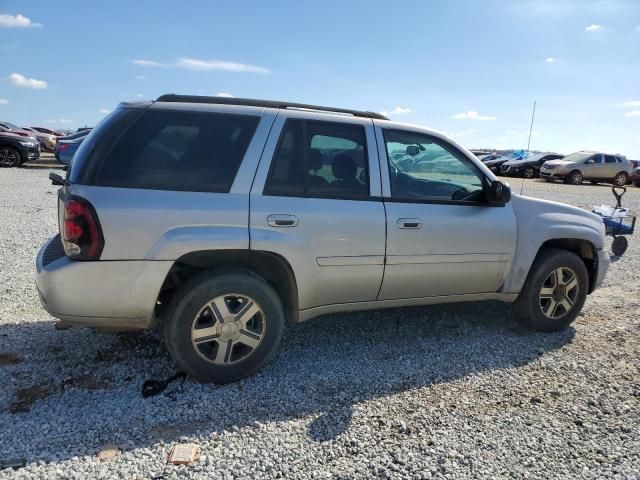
20,144 -> 40,161
539,170 -> 566,181
35,235 -> 173,329
593,249 -> 610,292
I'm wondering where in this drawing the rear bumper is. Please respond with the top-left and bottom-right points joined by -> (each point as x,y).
35,236 -> 173,329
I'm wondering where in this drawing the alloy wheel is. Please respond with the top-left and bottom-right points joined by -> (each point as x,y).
191,293 -> 265,365
613,173 -> 627,186
539,267 -> 579,320
524,167 -> 535,179
0,148 -> 18,167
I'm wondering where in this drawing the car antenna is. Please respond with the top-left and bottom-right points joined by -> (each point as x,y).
520,100 -> 537,195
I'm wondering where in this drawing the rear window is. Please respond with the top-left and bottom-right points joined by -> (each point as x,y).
70,108 -> 259,192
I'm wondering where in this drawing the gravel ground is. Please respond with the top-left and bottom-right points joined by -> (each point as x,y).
0,166 -> 638,479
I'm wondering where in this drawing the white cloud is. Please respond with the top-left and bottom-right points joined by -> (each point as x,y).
545,57 -> 556,63
380,107 -> 413,116
623,100 -> 640,107
175,58 -> 270,73
624,110 -> 640,117
216,92 -> 234,97
7,72 -> 47,89
132,59 -> 166,67
46,118 -> 72,124
135,75 -> 145,80
0,13 -> 41,28
99,108 -> 111,114
452,110 -> 497,121
585,24 -> 602,32
0,98 -> 8,105
133,58 -> 270,74
135,94 -> 144,98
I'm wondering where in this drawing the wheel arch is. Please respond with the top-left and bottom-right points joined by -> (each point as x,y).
155,249 -> 299,324
534,239 -> 597,293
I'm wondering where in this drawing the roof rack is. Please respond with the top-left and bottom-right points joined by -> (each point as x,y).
155,94 -> 389,120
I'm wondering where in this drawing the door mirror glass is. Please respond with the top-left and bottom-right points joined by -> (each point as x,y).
484,179 -> 511,205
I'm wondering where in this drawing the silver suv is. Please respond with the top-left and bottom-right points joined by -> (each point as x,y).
540,151 -> 633,186
36,95 -> 610,382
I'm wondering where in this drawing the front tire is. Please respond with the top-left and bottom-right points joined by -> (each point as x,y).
0,146 -> 21,168
164,271 -> 285,383
515,248 -> 588,332
567,170 -> 583,185
523,166 -> 536,179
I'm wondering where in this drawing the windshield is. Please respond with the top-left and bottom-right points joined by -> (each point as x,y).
560,152 -> 593,163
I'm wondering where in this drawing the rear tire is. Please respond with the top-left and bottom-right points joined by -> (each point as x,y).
613,172 -> 628,186
0,146 -> 21,168
515,248 -> 588,332
567,170 -> 583,185
164,270 -> 285,383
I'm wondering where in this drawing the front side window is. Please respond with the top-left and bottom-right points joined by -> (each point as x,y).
92,110 -> 259,192
383,129 -> 484,202
264,119 -> 369,199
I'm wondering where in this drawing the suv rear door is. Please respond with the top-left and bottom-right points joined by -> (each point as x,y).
374,123 -> 517,299
250,111 -> 385,311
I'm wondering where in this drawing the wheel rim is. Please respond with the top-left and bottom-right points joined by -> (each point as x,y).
191,293 -> 265,365
571,173 -> 582,184
539,267 -> 579,320
614,174 -> 626,186
524,167 -> 535,178
0,148 -> 17,167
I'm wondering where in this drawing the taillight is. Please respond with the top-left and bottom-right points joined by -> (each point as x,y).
61,197 -> 104,260
57,143 -> 69,151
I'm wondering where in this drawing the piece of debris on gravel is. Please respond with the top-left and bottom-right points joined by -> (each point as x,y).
0,353 -> 21,365
0,168 -> 639,478
167,444 -> 199,465
97,445 -> 120,462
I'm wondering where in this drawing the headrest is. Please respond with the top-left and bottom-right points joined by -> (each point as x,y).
332,154 -> 356,180
308,149 -> 323,172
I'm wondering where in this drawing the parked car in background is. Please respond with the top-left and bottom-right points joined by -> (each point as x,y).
0,121 -> 38,140
22,127 -> 57,152
540,151 -> 633,186
36,95 -> 610,382
0,132 -> 40,167
500,153 -> 564,178
55,135 -> 88,165
57,129 -> 92,142
478,154 -> 501,162
632,165 -> 640,187
483,155 -> 513,173
31,126 -> 63,136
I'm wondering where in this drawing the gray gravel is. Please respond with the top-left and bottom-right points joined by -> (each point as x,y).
0,166 -> 639,479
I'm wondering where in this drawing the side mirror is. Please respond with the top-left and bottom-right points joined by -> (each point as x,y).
585,159 -> 594,164
485,179 -> 511,205
49,171 -> 65,186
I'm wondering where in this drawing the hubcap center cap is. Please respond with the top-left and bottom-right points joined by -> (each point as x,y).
553,285 -> 566,301
220,321 -> 239,340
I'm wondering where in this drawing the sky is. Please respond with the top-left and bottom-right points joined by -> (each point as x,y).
1,0 -> 639,157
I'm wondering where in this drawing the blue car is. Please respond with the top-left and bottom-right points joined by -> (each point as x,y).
54,130 -> 92,165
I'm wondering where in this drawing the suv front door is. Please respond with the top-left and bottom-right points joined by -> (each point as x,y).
250,112 -> 386,311
583,154 -> 604,179
374,124 -> 517,300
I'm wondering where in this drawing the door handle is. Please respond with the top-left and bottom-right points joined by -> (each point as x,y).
267,214 -> 299,227
397,218 -> 422,229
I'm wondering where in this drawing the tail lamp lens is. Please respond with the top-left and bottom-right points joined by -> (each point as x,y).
58,144 -> 69,151
62,197 -> 104,260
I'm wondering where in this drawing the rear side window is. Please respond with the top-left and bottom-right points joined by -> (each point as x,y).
264,119 -> 369,199
81,109 -> 259,192
604,155 -> 616,164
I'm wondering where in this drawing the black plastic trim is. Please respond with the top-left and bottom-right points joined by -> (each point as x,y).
156,94 -> 389,120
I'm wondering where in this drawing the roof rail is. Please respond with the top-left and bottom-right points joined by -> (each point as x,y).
155,94 -> 389,120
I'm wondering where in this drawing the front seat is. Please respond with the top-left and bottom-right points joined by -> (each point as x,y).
330,154 -> 366,194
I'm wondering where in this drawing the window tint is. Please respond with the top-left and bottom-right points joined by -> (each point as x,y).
604,155 -> 616,164
383,129 -> 484,202
590,154 -> 603,164
264,119 -> 369,199
92,109 -> 259,192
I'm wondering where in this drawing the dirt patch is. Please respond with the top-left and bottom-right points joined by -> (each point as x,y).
63,373 -> 110,391
11,382 -> 55,413
0,352 -> 22,365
